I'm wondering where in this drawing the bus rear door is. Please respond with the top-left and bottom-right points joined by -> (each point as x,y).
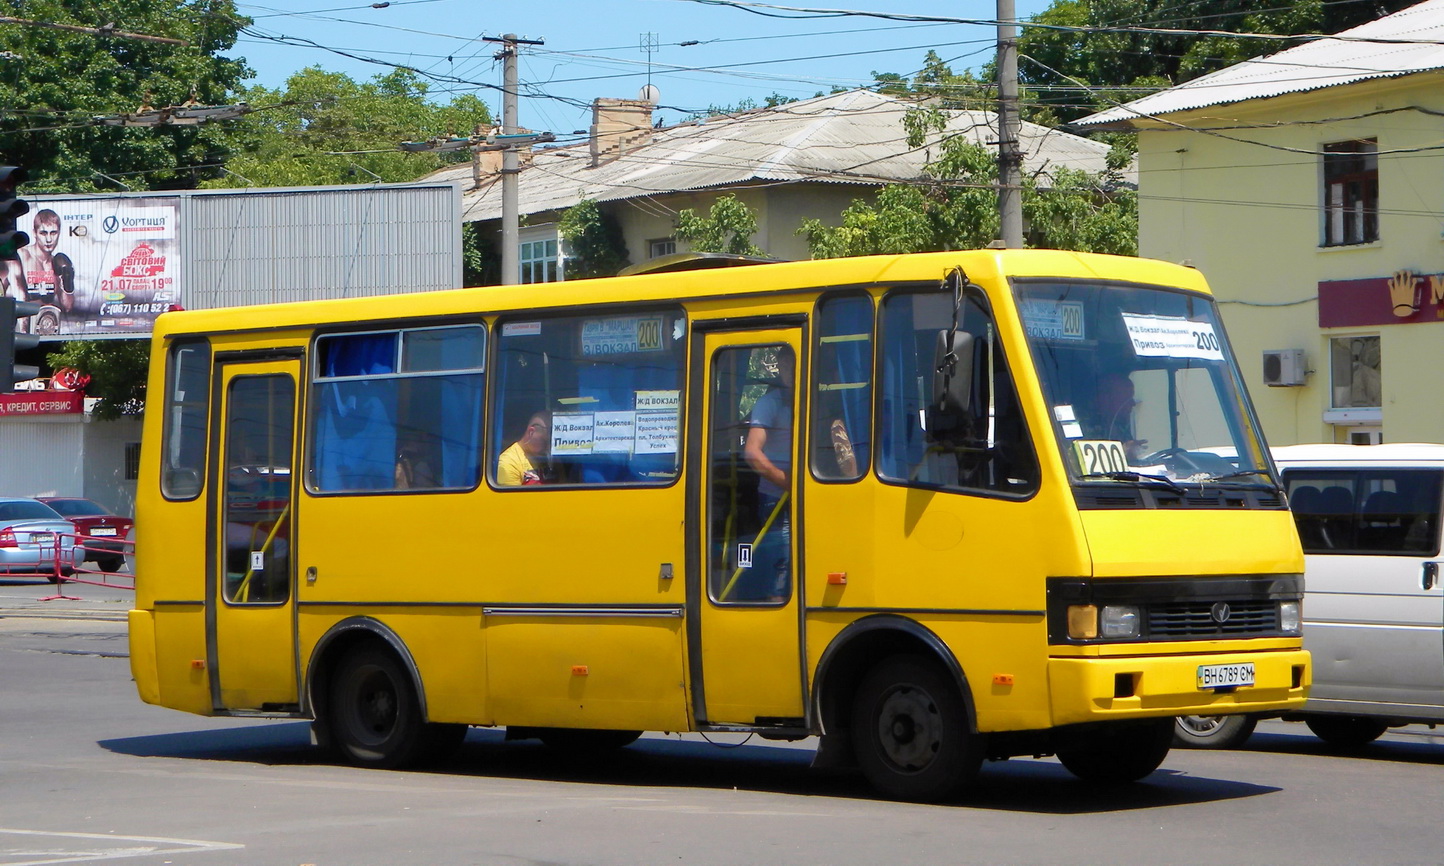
688,326 -> 807,727
209,357 -> 301,711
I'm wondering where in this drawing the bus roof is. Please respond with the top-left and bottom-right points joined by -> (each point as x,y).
153,249 -> 1211,339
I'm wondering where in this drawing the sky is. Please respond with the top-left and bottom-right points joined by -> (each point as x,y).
232,0 -> 1052,135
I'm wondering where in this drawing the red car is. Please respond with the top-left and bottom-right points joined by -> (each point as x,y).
36,497 -> 133,572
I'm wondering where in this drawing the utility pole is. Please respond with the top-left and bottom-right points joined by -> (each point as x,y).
484,33 -> 544,286
996,0 -> 1024,248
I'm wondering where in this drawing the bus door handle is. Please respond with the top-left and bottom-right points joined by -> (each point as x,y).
1423,561 -> 1439,591
306,566 -> 318,585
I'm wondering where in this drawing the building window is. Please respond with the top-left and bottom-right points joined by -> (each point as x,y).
648,238 -> 676,259
519,235 -> 561,284
124,442 -> 142,481
1322,139 -> 1378,247
1330,335 -> 1381,409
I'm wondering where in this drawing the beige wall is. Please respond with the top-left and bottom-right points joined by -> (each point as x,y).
1135,72 -> 1444,445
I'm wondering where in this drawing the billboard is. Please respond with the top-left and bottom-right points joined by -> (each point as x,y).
15,198 -> 180,337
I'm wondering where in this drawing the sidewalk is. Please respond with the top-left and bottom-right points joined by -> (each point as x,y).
0,578 -> 132,622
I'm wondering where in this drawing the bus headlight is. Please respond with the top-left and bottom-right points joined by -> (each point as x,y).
1099,604 -> 1141,639
1067,604 -> 1142,640
1279,600 -> 1301,634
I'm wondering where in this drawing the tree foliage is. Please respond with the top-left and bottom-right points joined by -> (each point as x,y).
675,194 -> 764,256
46,339 -> 151,419
801,103 -> 1136,258
201,67 -> 492,188
0,0 -> 250,192
558,199 -> 631,279
1018,0 -> 1419,122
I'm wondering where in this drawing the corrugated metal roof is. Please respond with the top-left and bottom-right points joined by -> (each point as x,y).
433,89 -> 1127,222
1076,0 -> 1444,128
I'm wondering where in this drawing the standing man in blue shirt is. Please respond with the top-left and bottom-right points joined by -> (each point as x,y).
743,351 -> 793,602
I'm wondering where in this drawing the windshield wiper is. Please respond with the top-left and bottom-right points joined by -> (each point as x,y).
1081,471 -> 1185,495
1205,468 -> 1282,489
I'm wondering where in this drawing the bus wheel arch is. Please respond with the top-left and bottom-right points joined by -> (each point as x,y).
305,617 -> 463,768
812,616 -> 980,799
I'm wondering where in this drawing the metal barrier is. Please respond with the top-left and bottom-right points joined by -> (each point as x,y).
40,533 -> 135,598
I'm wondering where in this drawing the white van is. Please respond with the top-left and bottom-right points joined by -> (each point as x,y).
1177,443 -> 1444,748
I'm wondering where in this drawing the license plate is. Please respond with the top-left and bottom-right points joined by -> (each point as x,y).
1197,663 -> 1255,689
29,532 -> 54,544
91,528 -> 118,537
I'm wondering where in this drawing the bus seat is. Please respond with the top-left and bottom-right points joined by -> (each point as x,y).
1288,485 -> 1326,549
1360,490 -> 1408,551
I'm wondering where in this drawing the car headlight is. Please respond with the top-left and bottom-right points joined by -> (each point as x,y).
1279,600 -> 1301,634
1100,604 -> 1141,639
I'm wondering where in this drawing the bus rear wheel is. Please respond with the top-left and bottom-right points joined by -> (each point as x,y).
328,647 -> 438,769
1056,718 -> 1173,784
536,728 -> 642,754
850,655 -> 981,803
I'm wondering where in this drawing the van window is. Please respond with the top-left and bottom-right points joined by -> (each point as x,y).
162,340 -> 211,500
811,294 -> 872,481
1285,469 -> 1443,556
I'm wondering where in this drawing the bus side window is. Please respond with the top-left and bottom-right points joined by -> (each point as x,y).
491,310 -> 685,488
811,294 -> 872,481
311,325 -> 485,494
878,289 -> 1038,495
162,340 -> 211,500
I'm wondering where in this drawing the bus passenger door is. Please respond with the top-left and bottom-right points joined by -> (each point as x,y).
209,360 -> 300,711
688,328 -> 806,727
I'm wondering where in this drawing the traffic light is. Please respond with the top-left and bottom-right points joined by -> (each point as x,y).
0,165 -> 28,260
0,296 -> 41,391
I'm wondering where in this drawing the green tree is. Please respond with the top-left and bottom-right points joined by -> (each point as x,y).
202,67 -> 491,188
558,199 -> 630,279
0,0 -> 250,192
45,340 -> 151,419
800,106 -> 1135,257
675,194 -> 764,256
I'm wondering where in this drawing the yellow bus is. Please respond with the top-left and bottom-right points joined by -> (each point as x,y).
129,249 -> 1308,802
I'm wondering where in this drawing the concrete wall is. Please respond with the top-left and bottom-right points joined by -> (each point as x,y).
1135,72 -> 1444,445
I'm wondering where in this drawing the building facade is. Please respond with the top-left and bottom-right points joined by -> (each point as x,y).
1076,0 -> 1444,446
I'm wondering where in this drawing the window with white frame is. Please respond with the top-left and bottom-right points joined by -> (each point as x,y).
648,238 -> 676,259
519,226 -> 563,284
1322,139 -> 1378,247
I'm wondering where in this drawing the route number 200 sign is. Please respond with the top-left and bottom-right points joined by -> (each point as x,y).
1073,439 -> 1130,475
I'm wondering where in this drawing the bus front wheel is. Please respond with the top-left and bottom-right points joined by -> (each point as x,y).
850,655 -> 982,802
1056,718 -> 1173,784
328,647 -> 462,769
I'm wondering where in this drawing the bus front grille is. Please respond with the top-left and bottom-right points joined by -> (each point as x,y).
1146,601 -> 1279,638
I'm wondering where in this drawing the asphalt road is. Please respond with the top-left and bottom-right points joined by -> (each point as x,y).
3,577 -> 1443,866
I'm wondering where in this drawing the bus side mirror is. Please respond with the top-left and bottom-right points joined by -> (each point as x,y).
928,329 -> 974,438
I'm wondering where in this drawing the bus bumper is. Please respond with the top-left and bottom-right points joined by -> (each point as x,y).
1047,649 -> 1310,727
128,609 -> 161,706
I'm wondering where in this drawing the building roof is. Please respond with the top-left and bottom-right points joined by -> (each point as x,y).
431,89 -> 1129,222
1075,0 -> 1444,129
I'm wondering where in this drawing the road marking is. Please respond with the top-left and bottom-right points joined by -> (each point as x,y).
0,828 -> 242,865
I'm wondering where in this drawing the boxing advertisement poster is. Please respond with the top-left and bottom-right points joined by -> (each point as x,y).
13,198 -> 180,338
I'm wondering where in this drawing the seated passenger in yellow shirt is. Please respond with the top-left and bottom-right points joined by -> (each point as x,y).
498,412 -> 549,486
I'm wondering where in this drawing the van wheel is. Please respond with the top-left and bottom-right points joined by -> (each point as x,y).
850,655 -> 981,802
1057,718 -> 1173,783
1173,714 -> 1257,749
328,647 -> 427,769
1303,715 -> 1389,748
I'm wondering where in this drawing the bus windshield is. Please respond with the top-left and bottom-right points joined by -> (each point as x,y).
1016,279 -> 1273,489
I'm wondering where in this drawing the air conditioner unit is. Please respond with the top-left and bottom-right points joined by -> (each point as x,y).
1262,349 -> 1307,387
